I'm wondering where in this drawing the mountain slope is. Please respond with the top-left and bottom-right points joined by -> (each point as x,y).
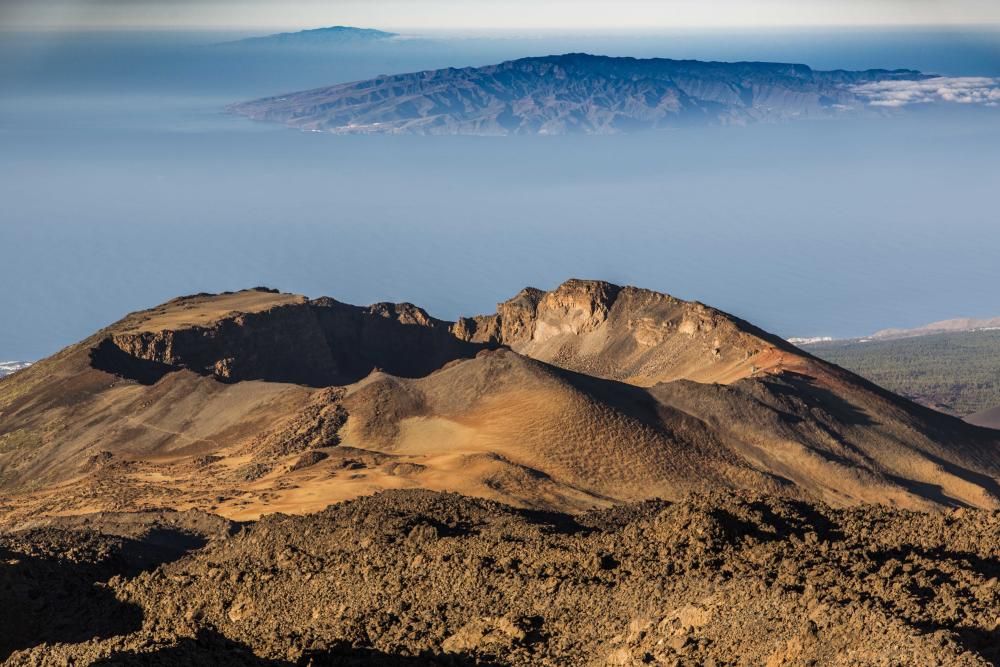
228,53 -> 928,135
1,280 -> 998,524
968,405 -> 1000,430
455,279 -> 810,384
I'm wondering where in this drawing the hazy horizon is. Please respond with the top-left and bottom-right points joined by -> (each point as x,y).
1,26 -> 999,361
4,0 -> 1000,30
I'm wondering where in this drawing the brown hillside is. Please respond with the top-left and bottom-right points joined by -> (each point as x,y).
2,280 -> 999,524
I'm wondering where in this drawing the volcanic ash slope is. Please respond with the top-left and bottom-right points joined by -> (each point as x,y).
1,280 -> 999,523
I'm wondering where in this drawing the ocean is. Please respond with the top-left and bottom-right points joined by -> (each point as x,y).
1,28 -> 999,360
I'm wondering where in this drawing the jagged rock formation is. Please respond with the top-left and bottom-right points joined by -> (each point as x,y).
228,53 -> 929,135
88,280 -> 786,388
3,490 -> 1000,665
1,280 -> 999,525
456,279 -> 797,384
0,509 -> 237,661
91,288 -> 491,386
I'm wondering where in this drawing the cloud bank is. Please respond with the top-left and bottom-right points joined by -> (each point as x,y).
3,0 -> 1000,29
852,77 -> 1000,108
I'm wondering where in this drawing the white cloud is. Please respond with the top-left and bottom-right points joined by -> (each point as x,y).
3,0 -> 1000,29
852,77 -> 1000,108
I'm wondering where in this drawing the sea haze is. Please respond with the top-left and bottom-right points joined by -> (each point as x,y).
1,28 -> 999,360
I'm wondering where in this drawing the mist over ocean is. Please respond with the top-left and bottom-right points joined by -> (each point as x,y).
2,28 -> 999,360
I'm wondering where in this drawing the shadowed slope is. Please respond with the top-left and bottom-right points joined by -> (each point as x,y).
89,288 -> 492,386
2,280 -> 999,521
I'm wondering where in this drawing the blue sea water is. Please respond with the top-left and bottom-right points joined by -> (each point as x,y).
1,28 -> 999,360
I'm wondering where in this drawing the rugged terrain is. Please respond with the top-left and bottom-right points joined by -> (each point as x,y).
227,53 -> 928,135
1,279 -> 999,525
4,280 -> 1000,664
3,490 -> 1000,665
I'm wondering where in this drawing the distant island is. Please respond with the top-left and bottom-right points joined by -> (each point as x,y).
221,25 -> 399,47
791,313 -> 1000,347
870,315 -> 1000,341
228,53 -> 932,135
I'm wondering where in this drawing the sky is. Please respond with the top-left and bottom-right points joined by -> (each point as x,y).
2,0 -> 1000,31
0,3 -> 998,361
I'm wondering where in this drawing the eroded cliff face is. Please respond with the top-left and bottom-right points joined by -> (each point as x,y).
453,287 -> 545,346
453,279 -> 788,385
93,291 -> 491,386
310,299 -> 488,382
104,304 -> 337,385
91,281 -> 798,389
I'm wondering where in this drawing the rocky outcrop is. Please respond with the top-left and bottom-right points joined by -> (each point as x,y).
105,303 -> 337,385
451,279 -> 788,385
455,281 -> 625,347
454,287 -> 546,346
91,280 -> 801,388
529,279 -> 621,343
92,293 -> 492,387
310,299 -> 488,382
8,491 -> 1000,665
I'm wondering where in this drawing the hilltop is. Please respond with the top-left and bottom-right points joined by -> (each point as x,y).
2,279 -> 998,525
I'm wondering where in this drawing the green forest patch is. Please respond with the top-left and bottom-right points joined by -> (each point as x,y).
808,330 -> 1000,416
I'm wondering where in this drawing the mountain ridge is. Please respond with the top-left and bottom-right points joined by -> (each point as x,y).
872,315 -> 1000,341
794,314 -> 1000,346
228,53 -> 929,135
1,279 -> 998,524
